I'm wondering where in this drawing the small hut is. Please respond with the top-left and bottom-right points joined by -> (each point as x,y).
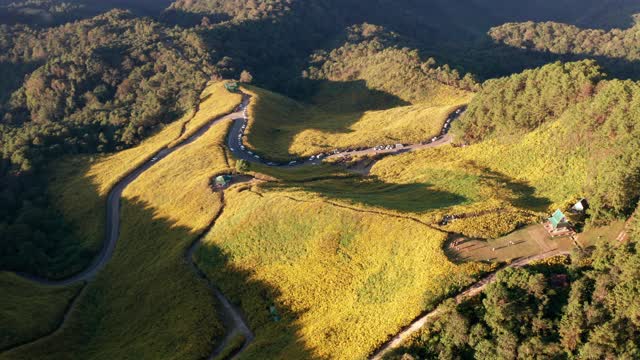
224,81 -> 239,93
544,209 -> 574,237
214,175 -> 232,188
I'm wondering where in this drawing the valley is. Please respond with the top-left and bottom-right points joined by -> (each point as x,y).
2,2 -> 640,360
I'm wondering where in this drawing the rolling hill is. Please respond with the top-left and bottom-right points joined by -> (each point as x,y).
3,2 -> 640,360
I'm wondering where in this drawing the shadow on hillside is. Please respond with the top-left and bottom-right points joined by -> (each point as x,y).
160,9 -> 231,27
438,35 -> 640,82
4,158 -> 315,359
243,78 -> 413,161
0,61 -> 42,105
305,78 -> 410,112
470,163 -> 552,211
261,174 -> 468,213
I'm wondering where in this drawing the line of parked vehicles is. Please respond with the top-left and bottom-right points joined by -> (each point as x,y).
231,106 -> 465,166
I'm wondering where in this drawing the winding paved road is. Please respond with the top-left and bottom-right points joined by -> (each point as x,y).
5,95 -> 253,356
6,90 -> 489,359
226,96 -> 465,167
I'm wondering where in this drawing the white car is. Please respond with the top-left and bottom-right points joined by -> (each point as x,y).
254,155 -> 260,159
248,151 -> 253,155
240,145 -> 245,150
151,157 -> 158,162
289,161 -> 297,165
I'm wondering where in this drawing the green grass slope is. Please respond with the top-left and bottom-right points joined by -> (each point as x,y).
375,60 -> 640,233
1,83 -> 242,360
242,85 -> 466,160
195,184 -> 488,359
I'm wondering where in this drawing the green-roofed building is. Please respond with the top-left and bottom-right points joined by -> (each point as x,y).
548,209 -> 570,229
224,81 -> 239,93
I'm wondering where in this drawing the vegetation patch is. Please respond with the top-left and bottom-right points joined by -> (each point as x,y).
241,78 -> 468,161
0,273 -> 81,350
196,187 -> 489,359
1,85 -> 241,359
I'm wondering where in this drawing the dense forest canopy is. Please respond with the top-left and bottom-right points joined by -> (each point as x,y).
0,0 -> 174,26
454,60 -> 640,222
489,17 -> 640,79
0,9 -> 214,276
304,23 -> 479,104
400,218 -> 640,360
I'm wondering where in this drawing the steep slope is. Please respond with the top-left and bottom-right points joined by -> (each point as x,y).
231,24 -> 474,160
384,60 -> 640,224
0,10 -> 217,276
489,17 -> 640,78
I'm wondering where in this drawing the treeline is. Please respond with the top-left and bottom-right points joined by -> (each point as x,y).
489,18 -> 640,78
0,0 -> 175,27
399,219 -> 640,360
304,23 -> 479,104
0,9 -> 214,277
490,18 -> 640,60
169,0 -> 294,22
454,60 -> 640,222
453,61 -> 604,143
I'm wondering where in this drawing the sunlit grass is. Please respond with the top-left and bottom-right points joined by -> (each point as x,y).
1,83 -> 242,360
195,187 -> 490,359
241,85 -> 469,160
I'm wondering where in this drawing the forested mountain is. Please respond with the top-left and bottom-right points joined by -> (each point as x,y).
304,23 -> 478,105
489,17 -> 640,79
2,0 -> 639,283
0,0 -> 174,26
0,9 -> 213,276
170,0 -> 640,41
454,60 -> 640,222
2,2 -> 640,359
401,226 -> 640,359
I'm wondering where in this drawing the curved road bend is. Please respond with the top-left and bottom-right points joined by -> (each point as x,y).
4,95 -> 253,357
14,95 -> 250,287
226,98 -> 465,167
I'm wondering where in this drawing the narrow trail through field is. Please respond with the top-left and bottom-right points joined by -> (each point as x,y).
186,192 -> 255,360
369,250 -> 571,360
